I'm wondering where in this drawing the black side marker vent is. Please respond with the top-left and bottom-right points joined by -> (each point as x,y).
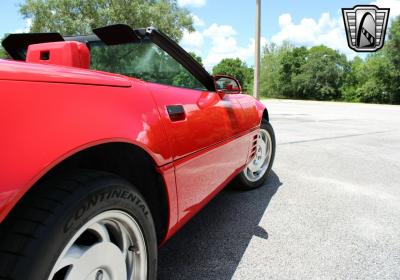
249,134 -> 258,160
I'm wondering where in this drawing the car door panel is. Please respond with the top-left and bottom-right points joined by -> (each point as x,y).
231,94 -> 261,130
148,83 -> 243,159
148,82 -> 252,224
174,130 -> 250,226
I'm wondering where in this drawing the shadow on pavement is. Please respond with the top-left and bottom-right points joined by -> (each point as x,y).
158,171 -> 282,280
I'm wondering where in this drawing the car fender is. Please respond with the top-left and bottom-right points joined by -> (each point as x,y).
0,78 -> 175,225
254,98 -> 268,123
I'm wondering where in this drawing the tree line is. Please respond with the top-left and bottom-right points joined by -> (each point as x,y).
217,16 -> 400,105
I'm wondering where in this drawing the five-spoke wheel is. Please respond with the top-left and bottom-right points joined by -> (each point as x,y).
233,121 -> 276,189
243,128 -> 273,182
49,210 -> 148,280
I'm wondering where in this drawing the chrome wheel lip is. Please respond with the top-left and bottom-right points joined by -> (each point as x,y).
243,129 -> 272,182
48,210 -> 148,280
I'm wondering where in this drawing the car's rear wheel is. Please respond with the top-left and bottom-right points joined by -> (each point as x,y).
0,170 -> 157,280
233,121 -> 276,190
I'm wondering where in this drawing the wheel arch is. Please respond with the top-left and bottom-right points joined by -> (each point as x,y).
8,142 -> 172,244
254,98 -> 269,124
262,108 -> 270,122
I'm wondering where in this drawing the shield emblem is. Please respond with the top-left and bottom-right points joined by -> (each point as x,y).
342,5 -> 390,52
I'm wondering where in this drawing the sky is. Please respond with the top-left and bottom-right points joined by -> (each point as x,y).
1,0 -> 400,70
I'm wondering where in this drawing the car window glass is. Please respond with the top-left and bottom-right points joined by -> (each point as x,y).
89,41 -> 207,91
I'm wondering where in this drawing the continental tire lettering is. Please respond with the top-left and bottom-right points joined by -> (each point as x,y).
121,190 -> 129,199
128,193 -> 137,203
111,190 -> 122,199
87,194 -> 99,209
64,189 -> 148,233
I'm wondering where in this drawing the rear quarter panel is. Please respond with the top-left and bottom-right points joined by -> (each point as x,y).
0,79 -> 173,223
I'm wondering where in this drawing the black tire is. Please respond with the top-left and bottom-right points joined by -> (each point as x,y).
233,121 -> 276,190
0,169 -> 157,280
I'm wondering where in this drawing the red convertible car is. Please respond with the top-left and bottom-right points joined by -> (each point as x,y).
0,24 -> 275,280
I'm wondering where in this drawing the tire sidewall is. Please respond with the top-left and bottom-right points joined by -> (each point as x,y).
24,175 -> 157,280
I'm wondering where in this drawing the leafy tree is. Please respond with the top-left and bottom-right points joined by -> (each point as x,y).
0,34 -> 10,59
341,17 -> 400,104
385,16 -> 400,104
260,42 -> 291,98
172,52 -> 205,89
212,58 -> 253,93
20,0 -> 194,41
0,47 -> 7,59
349,53 -> 391,104
341,56 -> 364,102
278,45 -> 308,98
296,46 -> 349,100
261,44 -> 349,101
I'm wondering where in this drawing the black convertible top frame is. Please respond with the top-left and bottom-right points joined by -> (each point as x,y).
1,33 -> 64,61
1,24 -> 216,91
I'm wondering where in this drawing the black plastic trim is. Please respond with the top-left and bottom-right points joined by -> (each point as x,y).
2,33 -> 64,61
93,24 -> 141,45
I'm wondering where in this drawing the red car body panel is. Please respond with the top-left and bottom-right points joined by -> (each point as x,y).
0,55 -> 265,243
0,59 -> 131,87
148,82 -> 260,231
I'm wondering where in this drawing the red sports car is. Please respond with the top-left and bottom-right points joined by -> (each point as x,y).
0,24 -> 275,280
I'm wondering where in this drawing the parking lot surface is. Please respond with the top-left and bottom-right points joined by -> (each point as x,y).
158,99 -> 400,280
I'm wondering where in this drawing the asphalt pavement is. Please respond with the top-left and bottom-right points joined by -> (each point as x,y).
158,99 -> 400,280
